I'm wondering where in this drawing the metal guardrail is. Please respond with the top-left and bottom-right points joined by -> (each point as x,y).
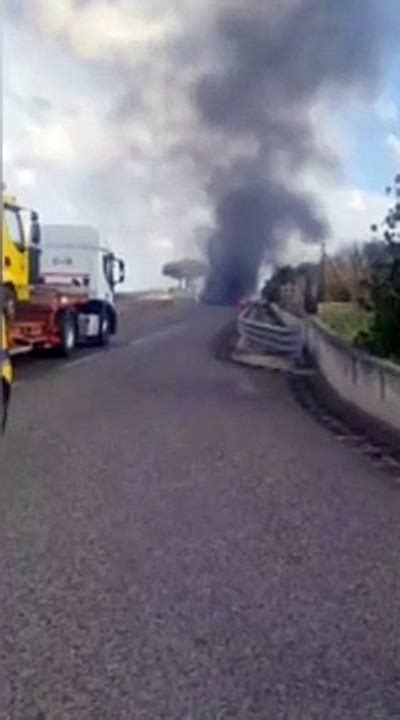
238,303 -> 303,358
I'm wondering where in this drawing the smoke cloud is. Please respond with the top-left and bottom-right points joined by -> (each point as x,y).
4,1 -> 399,294
196,0 -> 395,303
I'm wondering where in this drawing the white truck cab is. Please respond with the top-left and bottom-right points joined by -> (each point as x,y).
39,224 -> 125,349
40,225 -> 124,301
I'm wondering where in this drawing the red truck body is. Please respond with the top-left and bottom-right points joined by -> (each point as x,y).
9,285 -> 90,356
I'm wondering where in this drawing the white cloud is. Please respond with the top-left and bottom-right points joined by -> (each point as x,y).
150,238 -> 174,249
3,142 -> 13,164
31,122 -> 75,165
16,167 -> 37,188
387,132 -> 400,161
347,190 -> 367,213
34,0 -> 178,60
322,186 -> 388,251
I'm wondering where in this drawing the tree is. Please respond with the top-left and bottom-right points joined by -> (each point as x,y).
162,258 -> 208,289
357,173 -> 400,358
261,265 -> 295,304
261,263 -> 319,314
324,245 -> 372,305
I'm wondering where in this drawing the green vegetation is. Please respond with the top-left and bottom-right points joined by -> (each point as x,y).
319,303 -> 373,343
359,174 -> 400,360
261,173 -> 400,361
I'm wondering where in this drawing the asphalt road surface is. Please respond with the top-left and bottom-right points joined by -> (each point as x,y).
2,300 -> 400,719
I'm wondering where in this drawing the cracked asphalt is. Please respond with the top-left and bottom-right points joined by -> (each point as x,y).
2,300 -> 400,719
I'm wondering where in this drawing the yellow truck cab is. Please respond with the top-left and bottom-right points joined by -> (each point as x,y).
2,185 -> 41,318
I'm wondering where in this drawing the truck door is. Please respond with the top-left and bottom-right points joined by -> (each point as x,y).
3,205 -> 28,299
102,253 -> 115,302
103,253 -> 125,300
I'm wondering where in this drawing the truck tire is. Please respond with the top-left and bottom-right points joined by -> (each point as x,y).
58,311 -> 77,357
96,307 -> 111,347
4,286 -> 17,322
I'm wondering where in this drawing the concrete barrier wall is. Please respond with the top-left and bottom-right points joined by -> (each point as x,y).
272,304 -> 400,434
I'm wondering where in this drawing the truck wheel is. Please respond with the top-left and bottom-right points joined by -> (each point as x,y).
96,308 -> 111,347
4,286 -> 17,322
59,312 -> 77,357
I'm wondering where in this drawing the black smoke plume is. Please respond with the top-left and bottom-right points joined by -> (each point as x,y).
197,0 -> 395,304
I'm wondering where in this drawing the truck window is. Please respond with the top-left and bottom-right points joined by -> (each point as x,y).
5,207 -> 24,250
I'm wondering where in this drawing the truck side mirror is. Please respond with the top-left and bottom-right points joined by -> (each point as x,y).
30,211 -> 41,246
118,260 -> 125,284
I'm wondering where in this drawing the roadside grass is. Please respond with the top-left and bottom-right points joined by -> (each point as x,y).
319,302 -> 373,343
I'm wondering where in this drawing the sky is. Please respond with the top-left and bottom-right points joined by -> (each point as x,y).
3,0 -> 400,292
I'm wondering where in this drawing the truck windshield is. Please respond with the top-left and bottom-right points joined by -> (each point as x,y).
4,206 -> 25,250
